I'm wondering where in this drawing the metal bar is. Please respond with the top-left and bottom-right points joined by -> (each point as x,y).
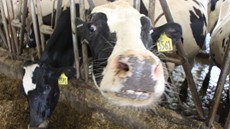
80,0 -> 89,82
36,0 -> 45,51
82,40 -> 89,82
51,0 -> 55,28
54,0 -> 62,29
18,0 -> 22,20
80,0 -> 85,20
161,57 -> 181,65
6,0 -> 17,55
133,0 -> 140,12
0,0 -> 11,53
148,0 -> 156,26
70,0 -> 80,79
30,0 -> 41,58
134,0 -> 141,12
159,0 -> 204,118
207,36 -> 230,127
87,0 -> 95,10
10,0 -> 19,54
19,0 -> 28,54
0,27 -> 8,49
224,111 -> 230,129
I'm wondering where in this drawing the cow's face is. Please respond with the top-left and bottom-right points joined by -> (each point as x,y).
77,1 -> 181,107
22,63 -> 75,128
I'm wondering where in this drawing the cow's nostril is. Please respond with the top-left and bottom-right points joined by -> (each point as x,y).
154,64 -> 163,78
118,62 -> 129,72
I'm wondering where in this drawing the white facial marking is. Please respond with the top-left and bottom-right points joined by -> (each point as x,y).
92,1 -> 147,91
23,64 -> 39,95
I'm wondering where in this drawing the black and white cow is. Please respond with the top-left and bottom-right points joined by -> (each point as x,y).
21,62 -> 75,128
134,0 -> 226,102
21,1 -> 182,128
39,0 -> 182,107
210,0 -> 230,68
130,0 -> 222,61
208,0 -> 230,102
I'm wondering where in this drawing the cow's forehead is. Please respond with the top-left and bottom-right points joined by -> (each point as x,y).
91,0 -> 145,32
91,0 -> 148,54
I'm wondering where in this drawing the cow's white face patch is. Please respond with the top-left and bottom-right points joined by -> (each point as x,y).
23,64 -> 39,95
91,1 -> 165,107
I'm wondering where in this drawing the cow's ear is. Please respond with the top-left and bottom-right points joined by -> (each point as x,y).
151,22 -> 182,45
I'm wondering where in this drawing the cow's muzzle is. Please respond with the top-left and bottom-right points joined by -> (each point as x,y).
113,50 -> 163,100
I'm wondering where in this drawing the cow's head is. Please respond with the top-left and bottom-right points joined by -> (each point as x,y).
21,62 -> 75,128
77,0 -> 182,107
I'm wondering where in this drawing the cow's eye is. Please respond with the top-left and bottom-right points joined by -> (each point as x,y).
89,25 -> 97,32
149,29 -> 154,35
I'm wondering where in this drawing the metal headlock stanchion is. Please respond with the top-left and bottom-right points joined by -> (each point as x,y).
18,0 -> 28,54
0,0 -> 12,53
148,0 -> 156,26
54,0 -> 62,29
87,0 -> 95,10
6,0 -> 18,55
36,0 -> 45,51
70,0 -> 80,79
30,0 -> 55,57
207,36 -> 230,128
30,0 -> 42,58
133,0 -> 140,12
158,0 -> 205,118
0,27 -> 8,49
79,0 -> 89,82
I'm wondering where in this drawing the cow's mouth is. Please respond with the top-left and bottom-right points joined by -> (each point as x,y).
100,88 -> 160,107
115,90 -> 151,100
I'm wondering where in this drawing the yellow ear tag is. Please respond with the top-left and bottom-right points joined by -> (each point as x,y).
58,73 -> 68,85
157,33 -> 173,52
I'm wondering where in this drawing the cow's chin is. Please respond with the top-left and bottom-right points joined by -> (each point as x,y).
100,90 -> 163,107
94,77 -> 165,107
92,58 -> 165,107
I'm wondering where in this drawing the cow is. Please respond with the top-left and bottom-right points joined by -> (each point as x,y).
39,0 -> 182,107
131,0 -> 227,102
25,0 -> 227,104
210,0 -> 230,68
21,62 -> 75,128
21,1 -> 182,128
208,0 -> 230,101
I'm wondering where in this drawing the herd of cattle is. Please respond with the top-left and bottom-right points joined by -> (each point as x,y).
1,0 -> 228,128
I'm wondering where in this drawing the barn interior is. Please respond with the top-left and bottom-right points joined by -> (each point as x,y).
0,0 -> 229,129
